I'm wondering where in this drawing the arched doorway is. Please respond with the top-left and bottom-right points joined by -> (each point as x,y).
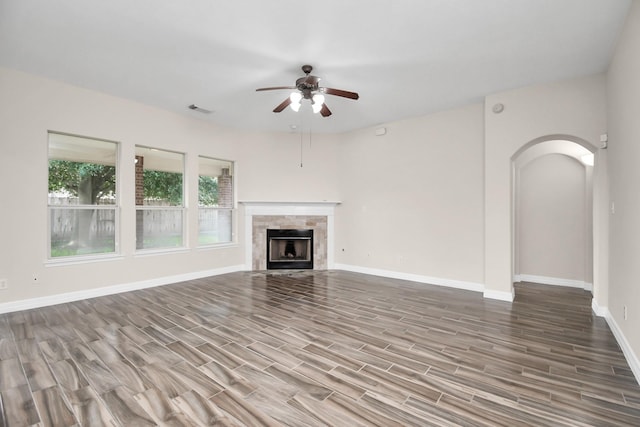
511,136 -> 602,300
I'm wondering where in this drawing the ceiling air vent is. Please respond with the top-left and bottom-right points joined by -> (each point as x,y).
188,104 -> 213,114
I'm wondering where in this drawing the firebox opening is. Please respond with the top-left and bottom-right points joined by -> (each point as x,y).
267,229 -> 313,270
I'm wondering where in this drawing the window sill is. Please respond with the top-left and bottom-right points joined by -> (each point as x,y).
134,247 -> 190,258
46,254 -> 124,267
197,242 -> 238,251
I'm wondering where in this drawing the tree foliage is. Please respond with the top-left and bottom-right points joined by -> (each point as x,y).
49,160 -> 219,206
48,160 -> 115,203
143,170 -> 183,205
199,176 -> 219,206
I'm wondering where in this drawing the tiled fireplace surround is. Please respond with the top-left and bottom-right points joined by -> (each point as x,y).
241,202 -> 338,270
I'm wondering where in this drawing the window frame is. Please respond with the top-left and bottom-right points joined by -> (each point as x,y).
47,131 -> 120,261
197,155 -> 236,247
134,146 -> 187,253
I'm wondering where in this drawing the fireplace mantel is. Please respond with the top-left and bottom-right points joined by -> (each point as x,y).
240,201 -> 341,216
240,201 -> 340,270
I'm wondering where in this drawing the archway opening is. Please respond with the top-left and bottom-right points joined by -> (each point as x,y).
512,137 -> 596,294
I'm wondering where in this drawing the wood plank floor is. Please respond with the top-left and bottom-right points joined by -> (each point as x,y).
1,270 -> 639,426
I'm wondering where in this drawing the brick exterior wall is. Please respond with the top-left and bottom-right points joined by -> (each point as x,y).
218,168 -> 233,208
135,156 -> 144,249
135,156 -> 144,205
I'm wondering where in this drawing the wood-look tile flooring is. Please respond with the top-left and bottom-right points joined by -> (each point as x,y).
1,271 -> 640,426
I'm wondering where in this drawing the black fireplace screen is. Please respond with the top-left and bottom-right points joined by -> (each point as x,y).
266,229 -> 313,269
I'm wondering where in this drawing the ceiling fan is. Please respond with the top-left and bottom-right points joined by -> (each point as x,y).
256,65 -> 359,117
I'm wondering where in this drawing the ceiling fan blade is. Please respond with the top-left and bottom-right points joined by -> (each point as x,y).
273,97 -> 292,113
322,87 -> 359,100
320,103 -> 332,117
256,86 -> 296,92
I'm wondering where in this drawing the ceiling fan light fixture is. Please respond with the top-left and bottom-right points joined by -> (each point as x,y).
256,65 -> 358,117
311,94 -> 325,113
289,92 -> 302,111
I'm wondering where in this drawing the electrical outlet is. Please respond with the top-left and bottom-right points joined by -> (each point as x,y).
0,279 -> 7,290
624,305 -> 628,320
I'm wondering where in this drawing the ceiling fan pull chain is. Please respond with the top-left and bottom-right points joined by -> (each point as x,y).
309,116 -> 313,153
300,112 -> 304,168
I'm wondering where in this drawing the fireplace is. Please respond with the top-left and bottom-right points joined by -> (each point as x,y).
241,201 -> 339,270
267,229 -> 313,270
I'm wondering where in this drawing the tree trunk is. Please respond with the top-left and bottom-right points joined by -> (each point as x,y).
76,176 -> 95,250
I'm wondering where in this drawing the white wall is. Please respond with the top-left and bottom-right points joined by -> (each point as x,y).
606,0 -> 640,370
517,154 -> 587,284
334,104 -> 486,288
0,67 -> 341,306
236,130 -> 341,202
484,74 -> 606,300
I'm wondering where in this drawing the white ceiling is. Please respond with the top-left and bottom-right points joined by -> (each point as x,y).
0,0 -> 631,134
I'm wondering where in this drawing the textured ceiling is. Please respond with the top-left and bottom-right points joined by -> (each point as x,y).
0,0 -> 631,133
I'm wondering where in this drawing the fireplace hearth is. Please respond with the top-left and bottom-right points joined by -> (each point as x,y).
267,229 -> 313,270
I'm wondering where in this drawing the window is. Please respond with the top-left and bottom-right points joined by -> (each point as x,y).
135,147 -> 185,250
198,156 -> 234,245
48,133 -> 118,259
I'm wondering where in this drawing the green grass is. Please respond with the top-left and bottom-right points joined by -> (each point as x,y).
141,234 -> 183,249
50,241 -> 115,258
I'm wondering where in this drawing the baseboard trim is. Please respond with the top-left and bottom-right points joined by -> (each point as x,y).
602,308 -> 640,386
517,274 -> 592,291
591,299 -> 607,317
483,289 -> 515,302
334,264 -> 484,293
0,264 -> 245,314
334,264 -> 517,302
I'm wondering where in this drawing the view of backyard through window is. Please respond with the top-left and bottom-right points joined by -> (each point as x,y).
135,146 -> 184,250
48,133 -> 118,258
48,133 -> 235,259
198,156 -> 234,245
